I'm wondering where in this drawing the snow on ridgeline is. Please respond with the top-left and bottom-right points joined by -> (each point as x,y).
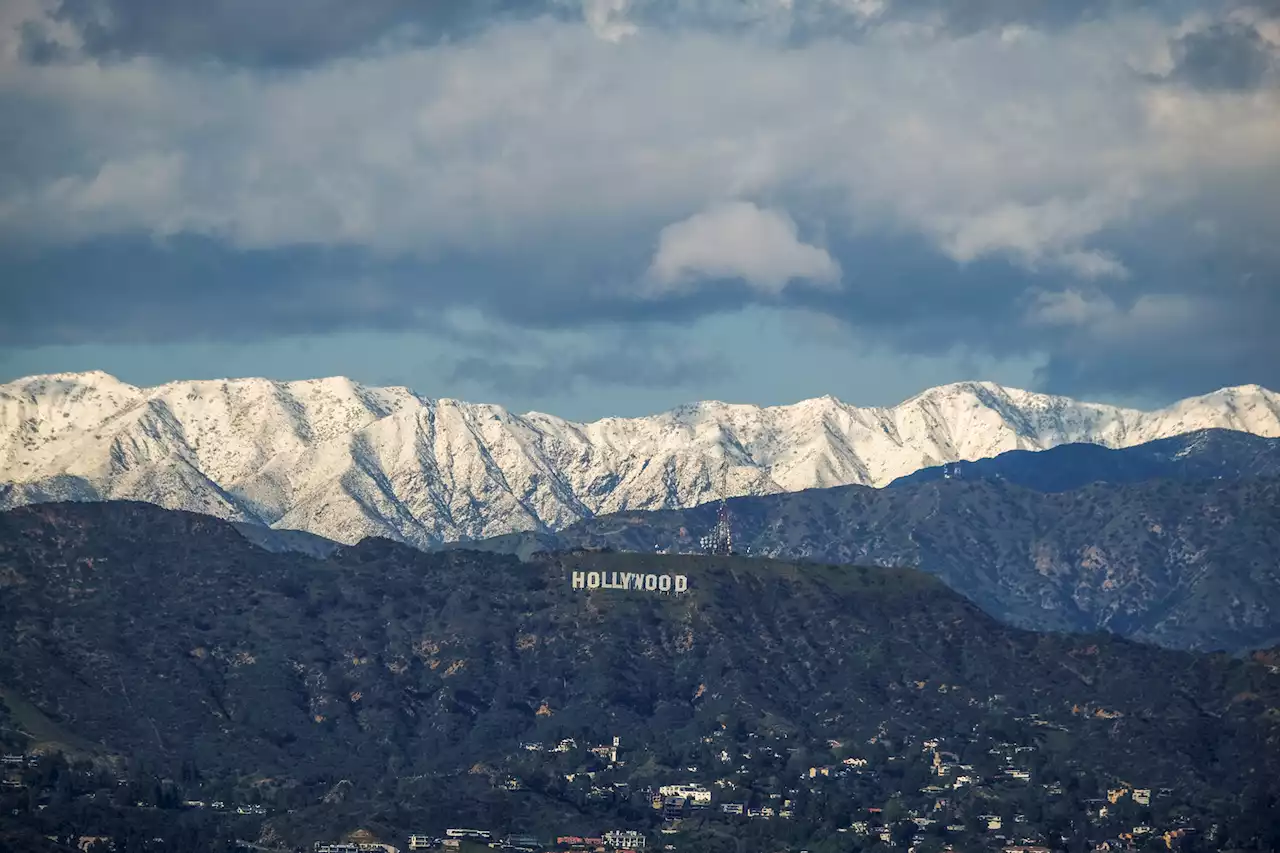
1,370 -> 1278,548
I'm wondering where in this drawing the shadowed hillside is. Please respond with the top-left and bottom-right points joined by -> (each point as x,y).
890,428 -> 1280,492
473,477 -> 1280,652
1,502 -> 1279,850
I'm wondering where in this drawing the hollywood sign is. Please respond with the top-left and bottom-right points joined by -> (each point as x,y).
571,570 -> 689,594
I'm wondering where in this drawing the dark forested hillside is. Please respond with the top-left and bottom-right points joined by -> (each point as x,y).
889,429 -> 1280,492
1,502 -> 1279,851
477,477 -> 1280,652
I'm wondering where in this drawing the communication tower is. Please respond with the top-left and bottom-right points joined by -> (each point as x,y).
698,500 -> 733,556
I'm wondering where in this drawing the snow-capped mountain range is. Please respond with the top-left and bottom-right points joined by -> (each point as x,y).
2,371 -> 1278,548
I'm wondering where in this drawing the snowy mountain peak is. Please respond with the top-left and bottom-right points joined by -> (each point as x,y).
2,372 -> 1279,548
24,369 -> 120,383
6,369 -> 136,396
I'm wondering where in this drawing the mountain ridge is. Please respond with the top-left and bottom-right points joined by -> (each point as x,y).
2,371 -> 1279,547
470,476 -> 1280,652
1,500 -> 1279,851
889,427 -> 1280,491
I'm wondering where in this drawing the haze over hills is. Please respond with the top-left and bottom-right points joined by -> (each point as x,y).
474,477 -> 1280,652
2,371 -> 1278,548
1,501 -> 1279,850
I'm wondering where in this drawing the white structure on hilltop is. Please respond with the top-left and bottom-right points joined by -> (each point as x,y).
589,736 -> 621,763
658,783 -> 712,804
699,501 -> 734,555
604,829 -> 647,849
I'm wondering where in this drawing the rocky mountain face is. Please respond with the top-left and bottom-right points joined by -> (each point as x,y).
1,501 -> 1278,845
475,477 -> 1280,652
891,428 -> 1280,492
2,371 -> 1278,548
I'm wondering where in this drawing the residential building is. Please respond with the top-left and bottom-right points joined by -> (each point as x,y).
657,783 -> 711,804
590,737 -> 621,764
604,829 -> 646,849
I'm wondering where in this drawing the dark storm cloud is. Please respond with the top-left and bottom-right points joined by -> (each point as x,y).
447,339 -> 729,396
799,0 -> 1135,36
1032,297 -> 1280,399
0,233 -> 713,347
1019,210 -> 1280,399
0,237 -> 403,346
22,0 -> 1211,69
1168,22 -> 1278,90
18,19 -> 71,63
7,215 -> 1276,403
0,234 -> 735,391
775,215 -> 1280,401
617,0 -> 1193,39
37,0 -> 549,66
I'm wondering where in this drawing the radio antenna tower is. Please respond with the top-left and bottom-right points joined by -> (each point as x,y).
699,500 -> 733,556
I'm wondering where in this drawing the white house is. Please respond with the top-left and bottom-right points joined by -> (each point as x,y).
658,783 -> 711,804
604,829 -> 646,849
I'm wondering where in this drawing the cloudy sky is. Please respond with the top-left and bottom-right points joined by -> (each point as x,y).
1,0 -> 1277,420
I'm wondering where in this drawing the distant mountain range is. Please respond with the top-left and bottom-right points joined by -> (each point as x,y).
891,428 -> 1280,492
474,475 -> 1280,652
2,371 -> 1278,548
1,501 -> 1278,848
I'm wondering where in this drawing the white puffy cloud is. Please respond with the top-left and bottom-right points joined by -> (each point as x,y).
646,202 -> 840,293
928,193 -> 1136,277
582,0 -> 638,41
1027,289 -> 1199,334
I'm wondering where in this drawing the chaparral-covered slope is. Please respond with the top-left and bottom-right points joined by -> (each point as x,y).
473,477 -> 1280,652
1,501 -> 1278,848
891,428 -> 1280,492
